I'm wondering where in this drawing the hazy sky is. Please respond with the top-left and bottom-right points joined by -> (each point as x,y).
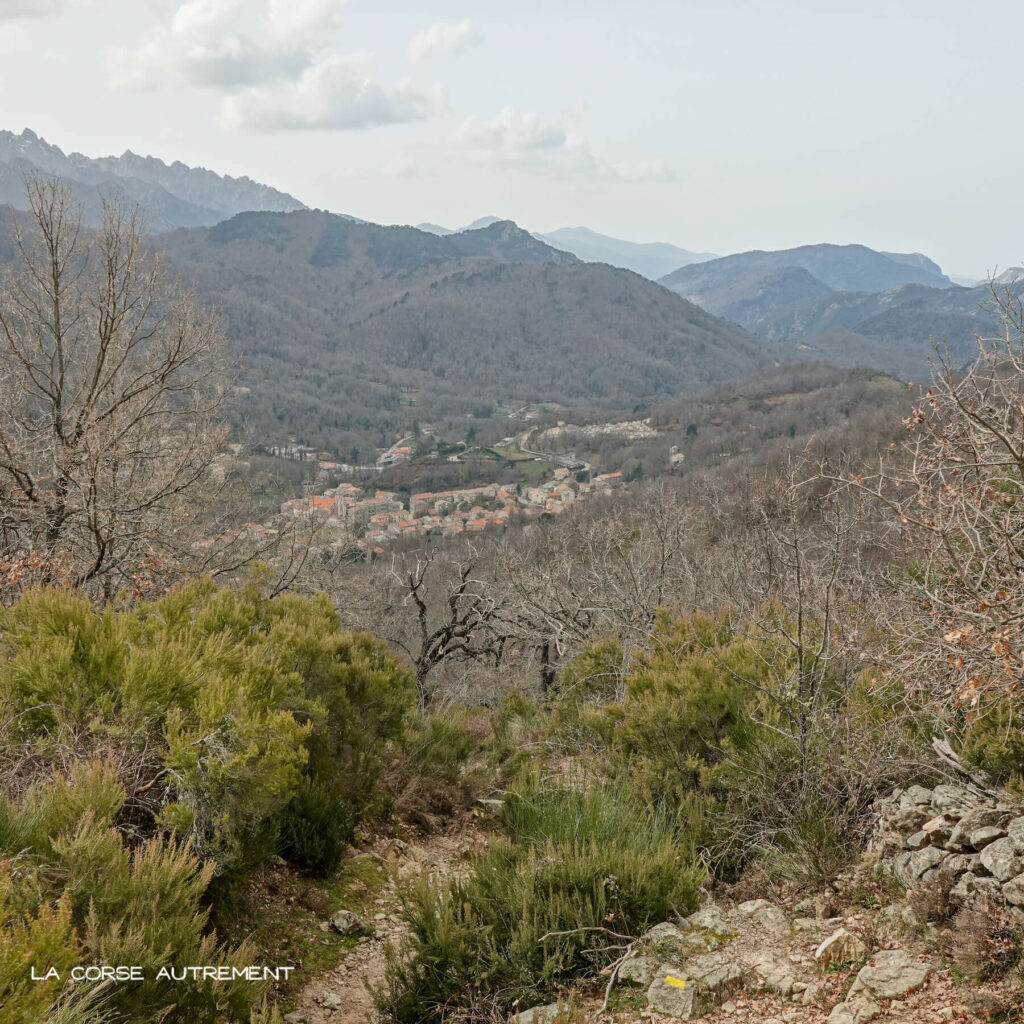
0,0 -> 1021,279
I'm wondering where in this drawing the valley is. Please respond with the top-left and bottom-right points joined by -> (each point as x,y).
4,98 -> 1024,1024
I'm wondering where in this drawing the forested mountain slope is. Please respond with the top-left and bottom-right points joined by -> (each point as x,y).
155,210 -> 775,450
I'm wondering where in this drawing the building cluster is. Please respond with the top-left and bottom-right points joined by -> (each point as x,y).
533,418 -> 658,445
276,468 -> 624,554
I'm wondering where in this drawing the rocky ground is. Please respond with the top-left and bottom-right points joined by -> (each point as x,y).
514,882 -> 1021,1024
285,830 -> 486,1024
273,782 -> 1024,1024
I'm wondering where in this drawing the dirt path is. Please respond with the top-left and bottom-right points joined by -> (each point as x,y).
292,830 -> 485,1024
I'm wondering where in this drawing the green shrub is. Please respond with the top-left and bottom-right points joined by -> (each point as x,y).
377,777 -> 704,1023
0,860 -> 93,1024
0,581 -> 418,1022
549,638 -> 625,753
0,769 -> 260,1024
385,711 -> 482,827
0,581 -> 414,876
277,779 -> 355,877
487,688 -> 544,780
961,695 -> 1024,792
585,611 -> 925,884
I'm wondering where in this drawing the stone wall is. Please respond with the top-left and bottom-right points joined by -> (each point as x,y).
871,782 -> 1024,913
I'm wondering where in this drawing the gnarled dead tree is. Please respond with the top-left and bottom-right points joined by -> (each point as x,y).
362,545 -> 512,706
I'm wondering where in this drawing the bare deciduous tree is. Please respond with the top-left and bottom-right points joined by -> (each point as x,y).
833,285 -> 1024,710
358,545 -> 512,706
0,179 -> 232,598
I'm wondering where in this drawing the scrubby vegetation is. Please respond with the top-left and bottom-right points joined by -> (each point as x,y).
378,778 -> 703,1023
0,581 -> 414,1022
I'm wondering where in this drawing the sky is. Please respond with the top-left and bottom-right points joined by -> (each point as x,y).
0,0 -> 1021,280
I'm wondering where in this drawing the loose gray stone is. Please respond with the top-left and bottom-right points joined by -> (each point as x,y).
1008,816 -> 1024,851
979,837 -> 1024,882
943,853 -> 980,874
329,909 -> 368,936
749,954 -> 796,997
950,872 -> 982,902
827,995 -> 881,1024
889,807 -> 931,833
931,784 -> 973,814
905,785 -> 934,806
1002,876 -> 1024,907
735,899 -> 790,931
641,922 -> 687,944
905,831 -> 927,850
801,982 -> 822,1005
921,813 -> 957,845
685,904 -> 731,934
814,928 -> 868,968
283,1015 -> 307,1024
847,948 -> 932,1000
974,877 -> 1005,901
794,917 -> 822,932
321,992 -> 342,1010
641,919 -> 720,956
510,1004 -> 565,1024
894,845 -> 946,885
947,807 -> 1009,850
969,826 -> 1006,850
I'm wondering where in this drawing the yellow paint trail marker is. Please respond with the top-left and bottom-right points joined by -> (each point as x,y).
664,975 -> 687,989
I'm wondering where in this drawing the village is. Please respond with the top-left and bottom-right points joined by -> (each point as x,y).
277,465 -> 625,555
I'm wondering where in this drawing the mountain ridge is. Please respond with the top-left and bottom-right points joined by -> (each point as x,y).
150,208 -> 775,452
0,128 -> 306,231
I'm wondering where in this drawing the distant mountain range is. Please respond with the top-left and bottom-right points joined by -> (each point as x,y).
659,243 -> 951,302
655,242 -> 1016,379
0,128 -> 1010,445
538,227 -> 715,280
0,128 -> 305,231
416,218 -> 714,280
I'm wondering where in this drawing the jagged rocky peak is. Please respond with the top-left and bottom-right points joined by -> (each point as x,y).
0,127 -> 307,228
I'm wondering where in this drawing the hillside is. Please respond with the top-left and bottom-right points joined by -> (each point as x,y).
742,282 -> 1013,378
0,128 -> 306,231
154,210 -> 773,452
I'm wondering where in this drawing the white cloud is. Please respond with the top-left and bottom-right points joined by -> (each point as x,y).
608,159 -> 676,182
111,0 -> 431,133
408,18 -> 481,62
110,0 -> 338,91
0,0 -> 62,17
457,106 -> 674,181
459,106 -> 570,154
221,56 -> 433,131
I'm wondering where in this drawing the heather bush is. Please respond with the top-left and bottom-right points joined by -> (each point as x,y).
377,776 -> 703,1024
384,710 -> 483,827
960,694 -> 1024,795
583,610 -> 927,884
0,768 -> 259,1024
0,581 -> 417,1021
276,778 -> 355,877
